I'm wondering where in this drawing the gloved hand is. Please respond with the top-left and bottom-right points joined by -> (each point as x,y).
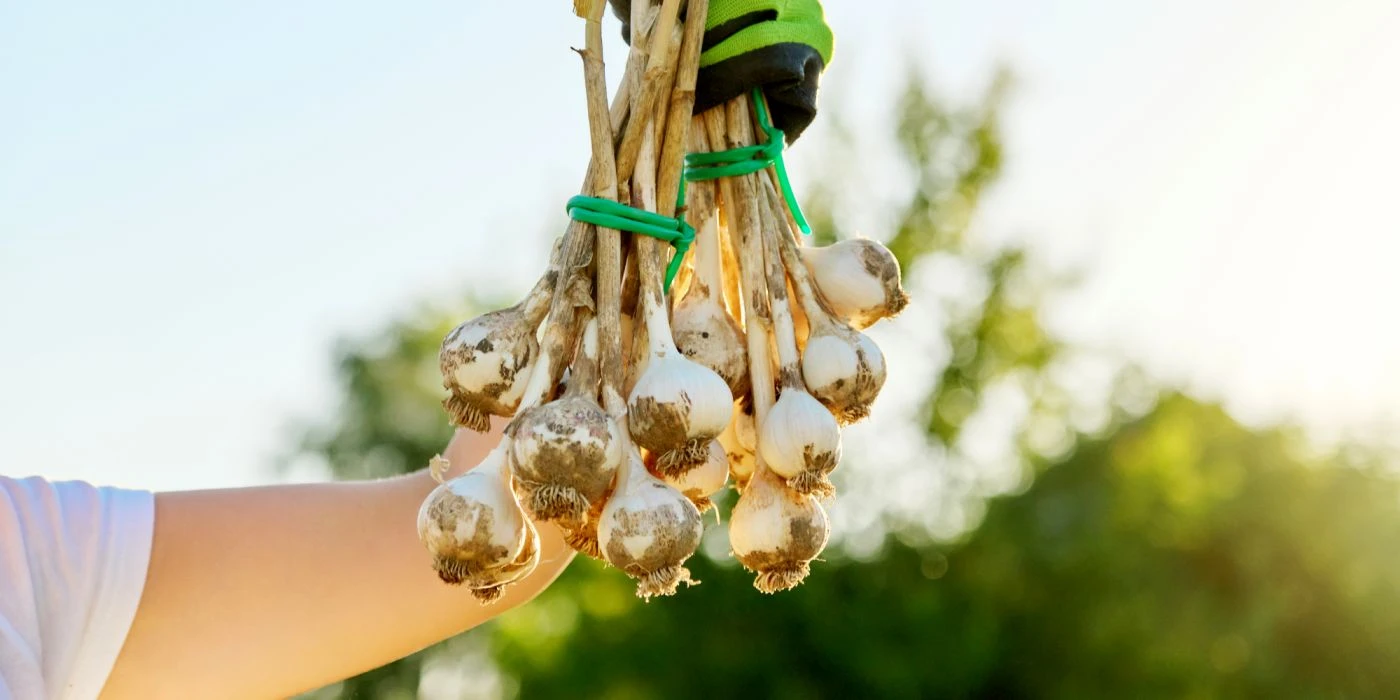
608,0 -> 834,143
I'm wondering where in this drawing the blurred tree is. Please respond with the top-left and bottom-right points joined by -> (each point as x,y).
292,310 -> 461,699
294,64 -> 1400,699
488,394 -> 1400,699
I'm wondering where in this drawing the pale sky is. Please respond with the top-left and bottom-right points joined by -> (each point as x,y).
3,0 -> 1398,492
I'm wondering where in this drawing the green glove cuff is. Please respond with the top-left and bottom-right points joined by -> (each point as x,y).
606,0 -> 834,142
699,0 -> 834,68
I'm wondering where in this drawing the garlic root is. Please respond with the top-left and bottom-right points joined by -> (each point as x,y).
563,517 -> 605,561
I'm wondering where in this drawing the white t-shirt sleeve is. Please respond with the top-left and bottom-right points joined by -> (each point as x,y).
0,476 -> 155,700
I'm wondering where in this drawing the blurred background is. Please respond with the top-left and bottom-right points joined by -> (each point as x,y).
5,0 -> 1400,697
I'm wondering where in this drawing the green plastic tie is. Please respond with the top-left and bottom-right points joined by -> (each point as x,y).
566,195 -> 695,292
682,88 -> 811,235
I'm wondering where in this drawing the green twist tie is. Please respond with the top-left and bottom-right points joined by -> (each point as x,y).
566,195 -> 695,292
681,88 -> 810,235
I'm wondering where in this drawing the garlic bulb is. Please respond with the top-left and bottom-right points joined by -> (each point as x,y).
671,296 -> 747,396
799,239 -> 909,330
758,386 -> 842,498
416,444 -> 528,586
801,325 -> 887,424
751,190 -> 844,499
717,400 -> 757,487
671,200 -> 749,399
628,351 -> 733,475
467,518 -> 542,603
767,205 -> 889,425
599,444 -> 703,600
440,270 -> 556,431
728,467 -> 830,593
654,438 -> 728,513
511,319 -> 622,522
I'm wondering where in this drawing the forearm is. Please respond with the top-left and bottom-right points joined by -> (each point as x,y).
102,421 -> 574,699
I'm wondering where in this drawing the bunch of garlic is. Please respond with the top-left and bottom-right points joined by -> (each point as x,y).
413,0 -> 907,601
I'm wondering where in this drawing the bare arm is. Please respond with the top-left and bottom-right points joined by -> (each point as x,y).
100,418 -> 572,699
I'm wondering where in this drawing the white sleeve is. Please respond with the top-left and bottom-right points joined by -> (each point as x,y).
0,476 -> 155,700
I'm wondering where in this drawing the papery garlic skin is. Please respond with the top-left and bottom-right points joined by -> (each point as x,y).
791,293 -> 811,350
801,327 -> 887,424
660,439 -> 728,512
416,446 -> 528,585
511,399 -> 623,522
466,519 -> 542,603
718,403 -> 757,486
599,451 -> 704,600
757,388 -> 842,498
440,309 -> 540,432
729,469 -> 830,593
799,239 -> 909,330
627,353 -> 734,475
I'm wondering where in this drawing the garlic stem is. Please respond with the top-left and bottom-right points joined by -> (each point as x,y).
512,271 -> 593,416
684,119 -> 725,308
578,0 -> 625,416
512,354 -> 557,420
478,442 -> 509,478
562,310 -> 601,401
620,239 -> 644,400
633,0 -> 705,354
574,0 -> 651,190
755,165 -> 807,392
709,97 -> 777,428
759,174 -> 839,337
614,0 -> 684,188
655,0 -> 708,222
717,201 -> 746,324
519,249 -> 562,327
633,126 -> 677,356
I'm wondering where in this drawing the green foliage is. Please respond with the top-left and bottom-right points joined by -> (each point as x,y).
294,63 -> 1400,699
488,395 -> 1400,699
298,309 -> 472,482
992,396 -> 1400,699
887,65 -> 1008,265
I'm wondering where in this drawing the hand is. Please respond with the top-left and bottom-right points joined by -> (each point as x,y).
100,418 -> 574,699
